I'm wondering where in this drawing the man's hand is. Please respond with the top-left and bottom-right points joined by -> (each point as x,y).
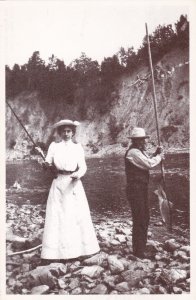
154,146 -> 163,156
156,146 -> 163,154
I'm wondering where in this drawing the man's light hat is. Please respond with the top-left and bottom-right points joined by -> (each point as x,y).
52,119 -> 80,129
129,127 -> 149,139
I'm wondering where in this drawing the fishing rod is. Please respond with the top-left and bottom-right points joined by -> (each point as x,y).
145,23 -> 172,231
6,100 -> 45,160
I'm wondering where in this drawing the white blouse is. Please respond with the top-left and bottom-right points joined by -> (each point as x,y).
126,148 -> 162,170
45,140 -> 87,178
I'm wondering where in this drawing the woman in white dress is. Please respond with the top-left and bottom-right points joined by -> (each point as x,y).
41,119 -> 100,260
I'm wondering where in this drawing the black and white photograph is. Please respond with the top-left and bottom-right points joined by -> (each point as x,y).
0,0 -> 195,297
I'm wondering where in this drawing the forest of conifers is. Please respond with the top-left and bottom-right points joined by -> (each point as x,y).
6,15 -> 189,113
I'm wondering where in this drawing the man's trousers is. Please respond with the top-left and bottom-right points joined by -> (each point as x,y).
126,182 -> 150,258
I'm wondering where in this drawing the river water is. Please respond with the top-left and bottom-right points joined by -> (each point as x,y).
6,153 -> 189,234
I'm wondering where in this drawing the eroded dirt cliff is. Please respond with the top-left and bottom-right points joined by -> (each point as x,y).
6,47 -> 189,159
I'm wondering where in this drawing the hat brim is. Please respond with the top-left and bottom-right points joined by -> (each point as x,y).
128,135 -> 150,139
52,120 -> 80,129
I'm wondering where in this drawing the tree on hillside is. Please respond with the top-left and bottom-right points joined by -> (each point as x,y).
70,52 -> 100,84
6,64 -> 28,97
175,14 -> 189,48
54,59 -> 74,101
101,55 -> 124,82
42,54 -> 59,100
48,58 -> 76,103
117,47 -> 138,73
117,47 -> 130,67
137,23 -> 176,65
149,24 -> 176,61
26,51 -> 46,91
48,54 -> 58,70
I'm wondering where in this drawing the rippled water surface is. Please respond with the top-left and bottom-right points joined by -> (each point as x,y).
6,153 -> 189,232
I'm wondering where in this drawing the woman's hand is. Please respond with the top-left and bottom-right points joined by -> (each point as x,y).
35,146 -> 45,157
70,172 -> 80,180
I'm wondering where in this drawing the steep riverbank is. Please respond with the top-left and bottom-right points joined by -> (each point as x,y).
6,47 -> 189,160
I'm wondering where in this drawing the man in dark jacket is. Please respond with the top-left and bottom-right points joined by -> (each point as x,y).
125,127 -> 164,258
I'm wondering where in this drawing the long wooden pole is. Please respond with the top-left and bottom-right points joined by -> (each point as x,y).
145,23 -> 165,182
145,23 -> 172,231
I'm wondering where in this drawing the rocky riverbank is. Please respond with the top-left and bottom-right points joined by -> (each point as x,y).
6,202 -> 190,295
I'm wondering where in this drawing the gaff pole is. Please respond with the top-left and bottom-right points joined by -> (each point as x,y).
145,23 -> 172,231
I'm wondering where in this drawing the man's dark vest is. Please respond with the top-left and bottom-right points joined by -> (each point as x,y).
125,146 -> 150,185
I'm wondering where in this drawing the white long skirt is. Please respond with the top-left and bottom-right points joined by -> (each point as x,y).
41,174 -> 100,259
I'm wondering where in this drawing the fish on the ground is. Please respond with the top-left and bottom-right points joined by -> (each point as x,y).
154,184 -> 173,230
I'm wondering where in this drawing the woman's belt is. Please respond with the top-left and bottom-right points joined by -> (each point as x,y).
57,170 -> 75,175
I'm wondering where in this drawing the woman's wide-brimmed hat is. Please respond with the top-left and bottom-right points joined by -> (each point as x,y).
129,127 -> 149,139
52,119 -> 80,129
